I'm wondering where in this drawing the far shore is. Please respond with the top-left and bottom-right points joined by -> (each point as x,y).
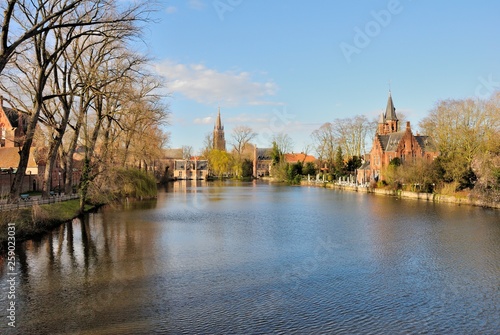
300,180 -> 500,210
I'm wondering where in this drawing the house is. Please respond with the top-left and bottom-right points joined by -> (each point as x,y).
363,92 -> 439,183
253,147 -> 273,178
0,96 -> 28,148
356,159 -> 371,185
173,159 -> 209,180
162,148 -> 184,180
0,147 -> 40,195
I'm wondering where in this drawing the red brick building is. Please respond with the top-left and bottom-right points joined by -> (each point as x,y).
0,96 -> 27,148
361,92 -> 439,183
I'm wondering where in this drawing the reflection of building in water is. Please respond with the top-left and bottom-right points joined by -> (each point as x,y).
173,159 -> 209,180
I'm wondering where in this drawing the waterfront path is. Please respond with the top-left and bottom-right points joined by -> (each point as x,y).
0,193 -> 79,211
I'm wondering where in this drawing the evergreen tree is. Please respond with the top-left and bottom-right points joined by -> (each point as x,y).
334,146 -> 346,178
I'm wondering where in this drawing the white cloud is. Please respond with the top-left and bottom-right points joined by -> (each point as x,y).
226,114 -> 270,124
154,60 -> 279,106
165,6 -> 177,14
188,0 -> 205,10
194,116 -> 213,124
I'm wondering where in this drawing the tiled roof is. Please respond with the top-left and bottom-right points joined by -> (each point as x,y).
377,132 -> 405,152
415,135 -> 437,152
284,153 -> 316,163
2,107 -> 28,132
164,148 -> 183,159
0,147 -> 38,169
256,148 -> 273,160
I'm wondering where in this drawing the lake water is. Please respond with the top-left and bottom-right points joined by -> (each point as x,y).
1,181 -> 500,334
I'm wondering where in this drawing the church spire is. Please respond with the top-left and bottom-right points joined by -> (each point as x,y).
215,107 -> 223,130
213,107 -> 226,151
385,91 -> 398,121
383,91 -> 399,133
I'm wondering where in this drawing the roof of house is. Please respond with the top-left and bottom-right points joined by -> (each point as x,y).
164,148 -> 184,159
377,132 -> 405,152
377,131 -> 438,153
256,148 -> 273,160
415,135 -> 438,152
284,153 -> 316,164
358,160 -> 371,170
0,147 -> 38,169
1,106 -> 29,132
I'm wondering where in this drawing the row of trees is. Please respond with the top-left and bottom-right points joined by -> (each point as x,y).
1,0 -> 169,209
419,94 -> 500,201
311,115 -> 374,175
310,93 -> 500,203
384,93 -> 500,200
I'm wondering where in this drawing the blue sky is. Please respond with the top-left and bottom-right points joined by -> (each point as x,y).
143,0 -> 500,154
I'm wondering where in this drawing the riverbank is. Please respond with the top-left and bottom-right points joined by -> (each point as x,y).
0,199 -> 95,249
301,181 -> 500,209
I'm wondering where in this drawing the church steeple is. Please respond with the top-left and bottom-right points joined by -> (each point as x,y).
385,91 -> 398,121
213,107 -> 226,151
215,107 -> 223,131
383,91 -> 399,133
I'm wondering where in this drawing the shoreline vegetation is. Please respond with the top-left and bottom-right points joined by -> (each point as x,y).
300,180 -> 500,210
2,175 -> 497,248
0,169 -> 158,248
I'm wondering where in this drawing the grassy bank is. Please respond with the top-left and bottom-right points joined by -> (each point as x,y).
0,200 -> 94,248
301,181 -> 500,209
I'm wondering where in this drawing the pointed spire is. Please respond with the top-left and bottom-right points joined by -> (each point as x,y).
215,107 -> 223,130
385,91 -> 398,121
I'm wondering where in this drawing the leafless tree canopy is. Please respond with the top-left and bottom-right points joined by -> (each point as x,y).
0,0 -> 168,204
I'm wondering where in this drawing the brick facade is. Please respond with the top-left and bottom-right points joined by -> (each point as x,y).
363,92 -> 439,183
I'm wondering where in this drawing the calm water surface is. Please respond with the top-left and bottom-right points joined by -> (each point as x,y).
1,181 -> 500,334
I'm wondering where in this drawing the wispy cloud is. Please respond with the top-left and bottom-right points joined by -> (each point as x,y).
165,6 -> 177,14
193,116 -> 213,124
154,60 -> 279,106
188,0 -> 205,10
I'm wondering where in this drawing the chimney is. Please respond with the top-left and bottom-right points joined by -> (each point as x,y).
406,121 -> 411,131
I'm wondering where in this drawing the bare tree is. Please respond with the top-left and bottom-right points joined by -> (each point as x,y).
201,132 -> 214,158
419,97 -> 500,188
182,146 -> 193,160
332,115 -> 374,159
0,0 -> 150,74
1,0 -> 154,202
311,122 -> 337,171
231,126 -> 256,160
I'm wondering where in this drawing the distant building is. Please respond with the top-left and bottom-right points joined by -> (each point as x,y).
363,92 -> 439,183
173,159 -> 209,180
213,108 -> 226,151
253,147 -> 273,178
0,96 -> 28,148
162,148 -> 184,180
